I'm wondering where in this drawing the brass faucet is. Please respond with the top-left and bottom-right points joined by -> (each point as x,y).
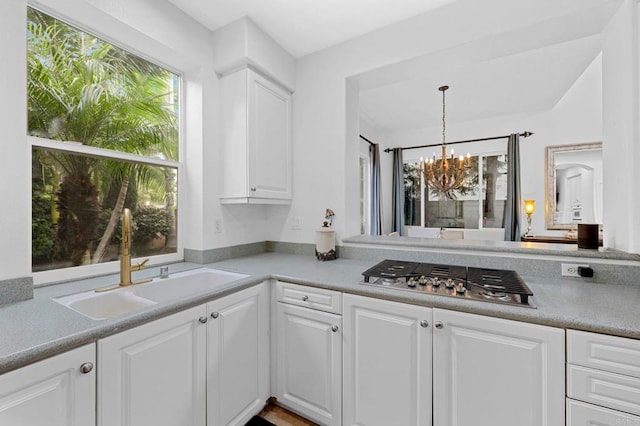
96,208 -> 150,292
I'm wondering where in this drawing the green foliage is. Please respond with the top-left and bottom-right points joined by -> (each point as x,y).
132,206 -> 173,241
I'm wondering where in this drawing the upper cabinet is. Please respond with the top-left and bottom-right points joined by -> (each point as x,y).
220,68 -> 292,204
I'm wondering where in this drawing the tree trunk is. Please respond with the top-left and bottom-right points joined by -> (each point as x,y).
92,178 -> 129,264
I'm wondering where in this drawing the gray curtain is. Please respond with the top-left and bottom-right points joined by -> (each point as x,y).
370,143 -> 383,235
503,133 -> 522,241
391,148 -> 405,236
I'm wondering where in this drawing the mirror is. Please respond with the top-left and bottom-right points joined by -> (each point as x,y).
545,142 -> 603,230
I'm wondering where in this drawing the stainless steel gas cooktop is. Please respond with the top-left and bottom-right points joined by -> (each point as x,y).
361,259 -> 535,308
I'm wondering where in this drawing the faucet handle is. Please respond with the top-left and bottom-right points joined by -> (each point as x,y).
133,258 -> 150,271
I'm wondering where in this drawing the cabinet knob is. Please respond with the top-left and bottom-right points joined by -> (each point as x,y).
301,295 -> 309,302
420,320 -> 429,328
80,362 -> 94,374
331,325 -> 339,333
435,321 -> 444,329
250,187 -> 257,192
198,316 -> 208,324
211,312 -> 219,319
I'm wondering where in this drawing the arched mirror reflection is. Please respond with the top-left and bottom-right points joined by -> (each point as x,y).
545,142 -> 603,230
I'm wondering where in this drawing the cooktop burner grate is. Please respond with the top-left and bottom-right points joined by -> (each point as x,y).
361,259 -> 534,307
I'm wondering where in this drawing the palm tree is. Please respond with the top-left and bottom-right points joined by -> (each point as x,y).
28,8 -> 178,266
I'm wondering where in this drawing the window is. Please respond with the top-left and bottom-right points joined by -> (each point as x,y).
403,153 -> 507,229
28,7 -> 180,274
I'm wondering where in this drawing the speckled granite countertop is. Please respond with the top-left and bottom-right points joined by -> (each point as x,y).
1,252 -> 639,375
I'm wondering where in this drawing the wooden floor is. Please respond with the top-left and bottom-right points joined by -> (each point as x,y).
258,402 -> 317,426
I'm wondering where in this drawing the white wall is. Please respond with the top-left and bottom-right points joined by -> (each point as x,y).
602,0 -> 640,253
377,53 -> 603,237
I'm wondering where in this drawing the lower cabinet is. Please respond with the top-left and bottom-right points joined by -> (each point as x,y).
343,294 -> 433,426
98,304 -> 208,426
275,302 -> 342,426
432,308 -> 565,426
207,282 -> 270,426
0,343 -> 96,426
98,282 -> 269,426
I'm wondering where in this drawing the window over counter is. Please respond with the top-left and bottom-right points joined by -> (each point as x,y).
404,153 -> 507,230
27,7 -> 181,274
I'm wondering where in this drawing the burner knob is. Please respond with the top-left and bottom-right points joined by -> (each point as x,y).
445,278 -> 455,289
455,283 -> 467,295
430,277 -> 441,287
407,277 -> 417,287
418,276 -> 428,286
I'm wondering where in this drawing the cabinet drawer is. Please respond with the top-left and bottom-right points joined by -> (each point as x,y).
276,281 -> 342,314
567,399 -> 640,426
568,330 -> 640,378
568,364 -> 640,416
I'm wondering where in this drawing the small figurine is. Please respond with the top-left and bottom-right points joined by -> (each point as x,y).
324,208 -> 335,228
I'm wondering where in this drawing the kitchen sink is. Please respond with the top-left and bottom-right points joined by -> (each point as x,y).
53,268 -> 249,320
132,268 -> 249,302
54,288 -> 157,320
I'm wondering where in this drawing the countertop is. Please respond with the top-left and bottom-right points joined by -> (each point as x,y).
1,252 -> 640,375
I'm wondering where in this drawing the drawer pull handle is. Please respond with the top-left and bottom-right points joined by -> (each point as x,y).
80,362 -> 94,374
331,325 -> 339,332
301,295 -> 309,302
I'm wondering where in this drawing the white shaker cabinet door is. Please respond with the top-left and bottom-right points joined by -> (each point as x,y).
433,308 -> 565,426
343,293 -> 433,426
275,302 -> 342,426
0,343 -> 95,426
98,305 -> 207,426
207,283 -> 270,426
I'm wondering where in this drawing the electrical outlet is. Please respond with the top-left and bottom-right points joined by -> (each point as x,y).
291,216 -> 301,230
214,219 -> 223,234
561,263 -> 590,277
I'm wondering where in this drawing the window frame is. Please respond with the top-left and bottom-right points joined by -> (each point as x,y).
403,149 -> 507,231
27,5 -> 185,286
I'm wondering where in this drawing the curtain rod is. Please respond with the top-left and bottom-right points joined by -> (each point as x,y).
359,134 -> 377,146
382,131 -> 534,153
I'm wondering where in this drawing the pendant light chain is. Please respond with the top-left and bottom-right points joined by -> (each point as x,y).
442,86 -> 446,146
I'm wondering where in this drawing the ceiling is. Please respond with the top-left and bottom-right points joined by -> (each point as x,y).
166,0 -> 456,58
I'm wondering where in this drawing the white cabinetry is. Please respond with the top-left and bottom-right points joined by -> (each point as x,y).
207,282 -> 270,426
433,309 -> 565,426
0,343 -> 95,426
98,305 -> 207,426
274,281 -> 342,426
220,67 -> 292,204
567,330 -> 640,425
343,294 -> 433,426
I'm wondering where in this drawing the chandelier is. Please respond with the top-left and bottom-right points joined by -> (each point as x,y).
420,85 -> 471,193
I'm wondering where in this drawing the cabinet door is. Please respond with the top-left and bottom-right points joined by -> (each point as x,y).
0,343 -> 95,426
247,70 -> 292,200
207,283 -> 270,426
433,309 -> 564,426
343,294 -> 432,426
275,302 -> 342,426
98,305 -> 207,426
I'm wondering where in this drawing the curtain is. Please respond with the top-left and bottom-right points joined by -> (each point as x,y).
503,133 -> 522,241
391,148 -> 405,235
369,143 -> 383,235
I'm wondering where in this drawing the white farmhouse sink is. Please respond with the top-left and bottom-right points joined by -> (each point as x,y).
54,288 -> 157,320
54,268 -> 248,320
132,268 -> 249,302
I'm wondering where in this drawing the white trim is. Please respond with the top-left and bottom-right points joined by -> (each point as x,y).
29,137 -> 180,169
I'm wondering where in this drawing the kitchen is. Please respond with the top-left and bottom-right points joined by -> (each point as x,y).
1,0 -> 640,425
